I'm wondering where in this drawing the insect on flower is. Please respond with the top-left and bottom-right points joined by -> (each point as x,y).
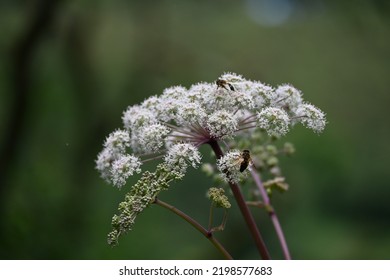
238,149 -> 253,172
216,79 -> 235,91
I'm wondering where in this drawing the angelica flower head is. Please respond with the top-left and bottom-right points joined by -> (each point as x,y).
96,72 -> 327,246
97,72 -> 326,189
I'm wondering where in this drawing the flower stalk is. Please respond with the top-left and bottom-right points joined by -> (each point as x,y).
154,197 -> 233,260
250,168 -> 291,260
208,139 -> 271,260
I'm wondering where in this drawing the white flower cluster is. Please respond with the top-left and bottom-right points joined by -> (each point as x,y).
216,150 -> 244,183
295,103 -> 327,133
164,143 -> 202,174
273,84 -> 303,113
138,124 -> 170,153
104,129 -> 130,153
96,130 -> 142,188
257,107 -> 290,137
124,72 -> 326,144
97,72 -> 326,188
111,155 -> 142,188
207,110 -> 238,139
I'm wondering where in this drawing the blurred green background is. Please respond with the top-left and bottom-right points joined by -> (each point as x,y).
1,0 -> 389,259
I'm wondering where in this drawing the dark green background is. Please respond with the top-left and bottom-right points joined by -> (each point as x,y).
1,0 -> 389,259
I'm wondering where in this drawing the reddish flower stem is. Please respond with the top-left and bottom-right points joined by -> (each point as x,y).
250,169 -> 291,260
208,140 -> 271,260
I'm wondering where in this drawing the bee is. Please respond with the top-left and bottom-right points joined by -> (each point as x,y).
216,79 -> 235,91
238,149 -> 253,172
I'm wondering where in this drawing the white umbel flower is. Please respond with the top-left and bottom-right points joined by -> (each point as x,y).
161,85 -> 187,100
164,143 -> 202,174
246,81 -> 275,109
177,102 -> 207,126
187,82 -> 213,103
98,72 -> 327,190
257,107 -> 290,137
207,110 -> 238,139
296,103 -> 326,133
104,129 -> 131,154
111,154 -> 142,188
273,84 -> 303,113
155,86 -> 188,122
216,150 -> 243,183
96,148 -> 119,182
138,124 -> 170,153
230,90 -> 255,109
97,72 -> 328,247
141,95 -> 160,110
122,105 -> 156,131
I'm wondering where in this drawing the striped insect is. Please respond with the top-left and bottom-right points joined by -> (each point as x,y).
237,149 -> 253,172
216,79 -> 235,91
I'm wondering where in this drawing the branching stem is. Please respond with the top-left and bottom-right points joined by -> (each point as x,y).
211,209 -> 228,232
208,203 -> 214,231
154,197 -> 233,260
208,140 -> 271,260
249,168 -> 291,260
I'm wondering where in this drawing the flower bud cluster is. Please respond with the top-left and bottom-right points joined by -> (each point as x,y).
108,163 -> 184,246
207,187 -> 231,209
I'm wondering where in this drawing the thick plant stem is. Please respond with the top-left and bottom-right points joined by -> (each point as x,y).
208,140 -> 271,260
250,169 -> 291,260
154,198 -> 233,260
